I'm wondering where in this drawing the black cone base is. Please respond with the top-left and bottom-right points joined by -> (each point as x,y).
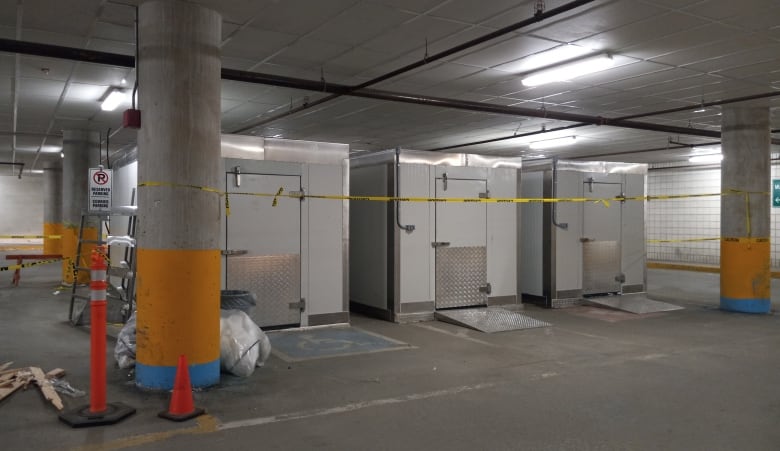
59,402 -> 136,428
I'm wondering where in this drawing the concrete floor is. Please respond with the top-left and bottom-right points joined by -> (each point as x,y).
1,257 -> 779,451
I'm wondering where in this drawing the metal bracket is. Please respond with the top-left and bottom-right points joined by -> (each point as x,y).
289,189 -> 305,200
221,249 -> 248,256
615,273 -> 626,283
580,237 -> 592,243
479,283 -> 492,295
289,298 -> 306,311
233,166 -> 241,187
479,190 -> 490,199
431,241 -> 450,248
442,173 -> 448,191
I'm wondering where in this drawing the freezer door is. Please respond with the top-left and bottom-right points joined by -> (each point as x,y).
225,172 -> 302,328
434,176 -> 488,309
581,175 -> 623,296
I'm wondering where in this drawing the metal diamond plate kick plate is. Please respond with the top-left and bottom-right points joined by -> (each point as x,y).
227,255 -> 300,327
435,307 -> 551,333
583,241 -> 621,295
435,246 -> 487,309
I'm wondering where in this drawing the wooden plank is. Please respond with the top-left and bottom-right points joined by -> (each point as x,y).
45,368 -> 66,379
0,367 -> 24,376
0,379 -> 25,403
30,367 -> 64,410
0,362 -> 13,372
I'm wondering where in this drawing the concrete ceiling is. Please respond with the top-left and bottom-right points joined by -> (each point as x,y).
1,0 -> 779,175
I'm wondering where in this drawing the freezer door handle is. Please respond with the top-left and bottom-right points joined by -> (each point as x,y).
580,237 -> 593,243
479,283 -> 492,295
431,241 -> 451,248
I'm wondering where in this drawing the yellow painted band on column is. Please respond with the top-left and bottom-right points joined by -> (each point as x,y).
135,248 -> 220,366
43,222 -> 62,254
720,238 -> 770,300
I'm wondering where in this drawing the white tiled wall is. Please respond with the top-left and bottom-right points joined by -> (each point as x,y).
646,163 -> 780,268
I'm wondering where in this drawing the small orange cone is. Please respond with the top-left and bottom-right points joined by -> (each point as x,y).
158,355 -> 205,422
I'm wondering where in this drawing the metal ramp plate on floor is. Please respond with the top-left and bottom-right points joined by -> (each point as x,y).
434,307 -> 551,333
585,293 -> 683,314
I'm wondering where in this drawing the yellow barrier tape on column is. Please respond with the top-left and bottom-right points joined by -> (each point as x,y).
0,258 -> 62,272
0,235 -> 62,239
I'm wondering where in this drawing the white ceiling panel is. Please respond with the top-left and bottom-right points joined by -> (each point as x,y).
221,27 -> 298,60
243,0 -> 361,36
362,15 -> 469,56
366,0 -> 447,14
19,56 -> 75,81
526,0 -> 666,43
454,35 -> 558,69
306,2 -> 414,47
430,0 -> 535,24
17,77 -> 65,97
573,11 -> 709,52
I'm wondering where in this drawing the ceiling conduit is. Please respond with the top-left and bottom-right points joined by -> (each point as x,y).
228,0 -> 598,133
0,38 -> 778,143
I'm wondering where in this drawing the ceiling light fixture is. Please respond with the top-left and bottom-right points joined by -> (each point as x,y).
100,88 -> 126,111
693,98 -> 706,113
689,154 -> 722,163
529,135 -> 577,149
521,54 -> 614,87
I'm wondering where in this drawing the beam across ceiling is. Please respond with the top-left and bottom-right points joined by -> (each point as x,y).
0,38 -> 773,145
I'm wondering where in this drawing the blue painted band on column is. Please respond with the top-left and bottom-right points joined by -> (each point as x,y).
136,359 -> 219,390
720,297 -> 771,314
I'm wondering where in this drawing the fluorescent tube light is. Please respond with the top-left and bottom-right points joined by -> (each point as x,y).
529,136 -> 577,150
689,154 -> 722,163
521,54 -> 614,87
100,89 -> 126,111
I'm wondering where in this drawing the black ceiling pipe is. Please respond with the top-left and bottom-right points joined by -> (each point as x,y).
0,38 -> 765,142
228,0 -> 598,133
0,38 -> 135,68
0,161 -> 24,178
433,90 -> 780,151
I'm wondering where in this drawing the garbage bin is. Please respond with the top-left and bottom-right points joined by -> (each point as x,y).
220,290 -> 256,313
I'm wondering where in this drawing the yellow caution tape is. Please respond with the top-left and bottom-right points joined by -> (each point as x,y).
647,237 -> 721,243
135,182 -> 768,206
0,258 -> 61,272
0,235 -> 61,239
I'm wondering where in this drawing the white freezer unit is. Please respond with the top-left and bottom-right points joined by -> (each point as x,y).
350,149 -> 522,323
220,134 -> 349,329
520,160 -> 647,308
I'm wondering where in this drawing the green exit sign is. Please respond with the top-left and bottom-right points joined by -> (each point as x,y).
774,180 -> 780,207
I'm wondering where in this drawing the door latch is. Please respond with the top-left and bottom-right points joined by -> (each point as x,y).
431,241 -> 451,248
580,237 -> 593,243
615,273 -> 626,283
233,166 -> 241,187
442,173 -> 448,191
221,249 -> 248,256
479,283 -> 492,295
289,298 -> 305,311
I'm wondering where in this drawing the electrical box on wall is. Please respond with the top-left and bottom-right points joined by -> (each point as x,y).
123,109 -> 141,129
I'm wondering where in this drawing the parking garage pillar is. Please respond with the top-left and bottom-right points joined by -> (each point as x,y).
135,0 -> 222,389
43,162 -> 62,255
61,130 -> 100,284
720,102 -> 771,313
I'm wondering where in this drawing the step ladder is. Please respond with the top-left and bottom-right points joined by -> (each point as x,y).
68,205 -> 137,326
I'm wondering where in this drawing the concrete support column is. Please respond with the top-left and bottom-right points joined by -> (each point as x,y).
61,130 -> 100,283
135,0 -> 222,389
43,162 -> 62,255
720,102 -> 771,313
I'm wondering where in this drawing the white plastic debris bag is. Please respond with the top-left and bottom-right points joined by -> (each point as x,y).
220,309 -> 271,377
114,312 -> 136,369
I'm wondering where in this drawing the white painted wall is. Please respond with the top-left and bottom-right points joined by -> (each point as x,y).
0,175 -> 44,241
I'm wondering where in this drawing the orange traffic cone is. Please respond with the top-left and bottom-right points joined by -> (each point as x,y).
158,355 -> 205,421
